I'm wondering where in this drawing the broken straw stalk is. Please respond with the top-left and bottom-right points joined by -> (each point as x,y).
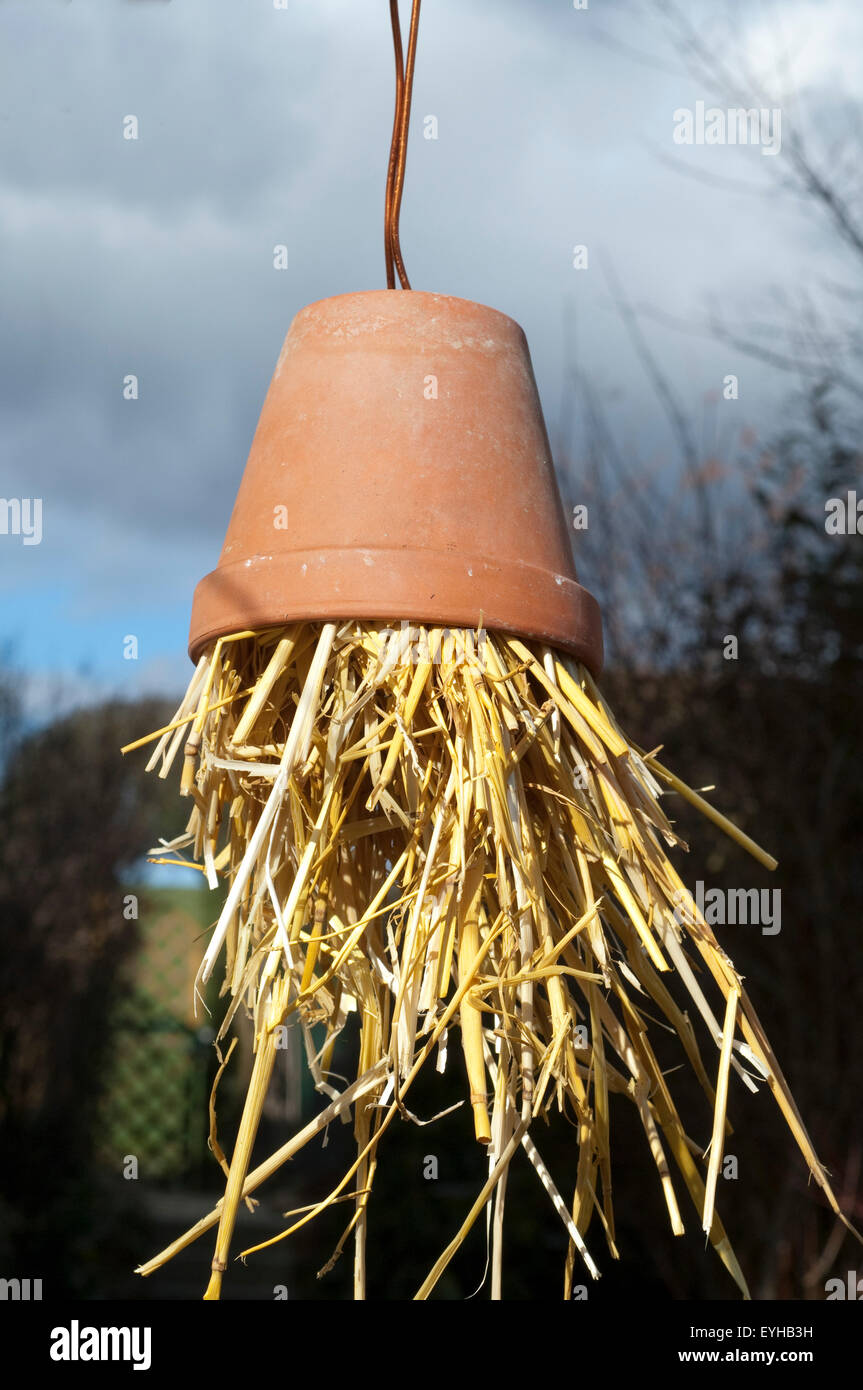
125,619 -> 854,1299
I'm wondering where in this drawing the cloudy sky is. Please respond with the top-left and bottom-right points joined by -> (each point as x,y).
0,0 -> 859,716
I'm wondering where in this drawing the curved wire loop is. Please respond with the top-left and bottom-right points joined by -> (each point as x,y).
385,0 -> 421,289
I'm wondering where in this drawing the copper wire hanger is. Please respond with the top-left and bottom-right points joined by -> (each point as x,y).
385,0 -> 421,289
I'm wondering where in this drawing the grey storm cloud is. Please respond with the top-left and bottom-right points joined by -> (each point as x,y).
0,0 -> 859,612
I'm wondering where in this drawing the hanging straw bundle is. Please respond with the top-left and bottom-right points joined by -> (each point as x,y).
128,618 -> 852,1299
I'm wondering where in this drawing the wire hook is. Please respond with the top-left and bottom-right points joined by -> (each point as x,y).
385,0 -> 421,289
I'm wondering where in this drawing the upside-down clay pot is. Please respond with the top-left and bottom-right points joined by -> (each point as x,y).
188,290 -> 603,674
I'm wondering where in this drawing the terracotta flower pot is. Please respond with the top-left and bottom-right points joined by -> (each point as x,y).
189,290 -> 603,673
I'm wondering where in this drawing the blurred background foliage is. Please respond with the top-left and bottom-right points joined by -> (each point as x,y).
0,380 -> 860,1299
